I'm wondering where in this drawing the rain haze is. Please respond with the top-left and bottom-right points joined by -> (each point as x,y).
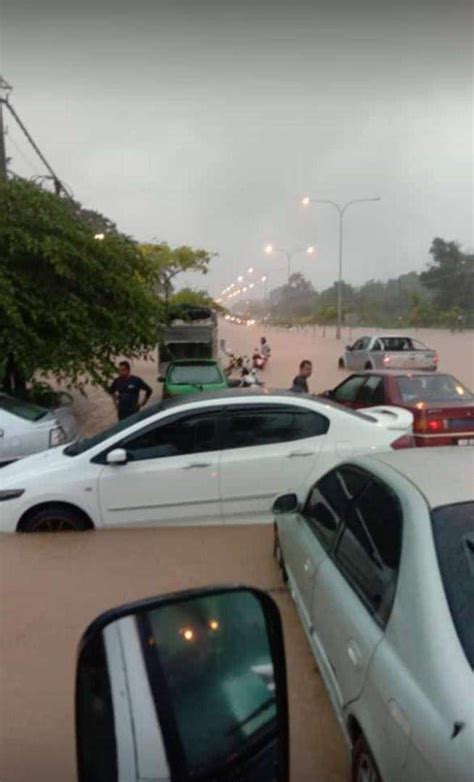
1,0 -> 472,295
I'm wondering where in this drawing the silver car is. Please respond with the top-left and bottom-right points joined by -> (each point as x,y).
0,394 -> 78,465
274,448 -> 474,782
339,335 -> 438,371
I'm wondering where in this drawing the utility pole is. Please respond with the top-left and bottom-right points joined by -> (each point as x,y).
0,76 -> 72,198
0,76 -> 12,180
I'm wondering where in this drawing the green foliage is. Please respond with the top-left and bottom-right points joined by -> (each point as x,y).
168,287 -> 221,310
256,239 -> 472,329
420,238 -> 473,314
140,242 -> 215,301
0,178 -> 163,388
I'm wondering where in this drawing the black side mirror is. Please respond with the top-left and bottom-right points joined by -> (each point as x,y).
158,376 -> 165,383
272,494 -> 299,514
76,586 -> 289,782
345,345 -> 352,351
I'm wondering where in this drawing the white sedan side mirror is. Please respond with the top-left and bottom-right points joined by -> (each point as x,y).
106,448 -> 128,466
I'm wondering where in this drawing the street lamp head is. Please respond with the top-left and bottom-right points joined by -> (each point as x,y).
264,244 -> 273,255
306,245 -> 315,255
301,196 -> 311,207
237,275 -> 244,282
261,275 -> 267,282
248,267 -> 254,274
94,233 -> 105,241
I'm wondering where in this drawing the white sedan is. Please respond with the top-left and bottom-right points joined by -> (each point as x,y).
0,390 -> 413,532
0,393 -> 78,466
274,447 -> 474,782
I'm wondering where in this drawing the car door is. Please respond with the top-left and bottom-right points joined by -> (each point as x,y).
219,403 -> 329,523
97,409 -> 222,527
280,469 -> 349,632
310,470 -> 403,708
348,338 -> 371,369
331,375 -> 367,409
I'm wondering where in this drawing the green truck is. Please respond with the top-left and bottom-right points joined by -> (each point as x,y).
158,305 -> 225,398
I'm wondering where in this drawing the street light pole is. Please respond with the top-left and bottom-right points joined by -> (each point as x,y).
302,196 -> 380,339
264,244 -> 314,284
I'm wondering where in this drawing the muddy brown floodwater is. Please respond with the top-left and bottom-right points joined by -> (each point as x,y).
1,323 -> 473,781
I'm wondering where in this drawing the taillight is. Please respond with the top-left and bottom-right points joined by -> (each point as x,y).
414,417 -> 447,434
391,434 -> 415,449
383,354 -> 391,365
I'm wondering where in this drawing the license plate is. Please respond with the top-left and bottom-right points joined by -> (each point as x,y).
458,439 -> 474,446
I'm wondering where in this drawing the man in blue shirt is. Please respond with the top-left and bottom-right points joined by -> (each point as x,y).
109,361 -> 152,420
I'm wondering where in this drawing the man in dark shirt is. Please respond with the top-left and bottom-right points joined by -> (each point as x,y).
290,360 -> 312,394
109,361 -> 152,420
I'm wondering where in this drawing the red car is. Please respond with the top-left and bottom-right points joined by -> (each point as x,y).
321,370 -> 474,447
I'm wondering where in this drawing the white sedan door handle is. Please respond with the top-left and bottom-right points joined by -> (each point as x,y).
303,558 -> 314,577
183,462 -> 211,470
288,451 -> 315,458
347,640 -> 363,669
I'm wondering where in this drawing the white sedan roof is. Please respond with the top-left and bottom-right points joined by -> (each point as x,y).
354,447 -> 474,509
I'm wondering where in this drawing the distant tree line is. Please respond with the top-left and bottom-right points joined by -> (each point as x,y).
244,238 -> 473,330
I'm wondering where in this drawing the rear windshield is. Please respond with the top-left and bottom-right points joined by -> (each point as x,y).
168,364 -> 223,386
380,337 -> 415,351
431,502 -> 474,668
64,402 -> 164,456
0,395 -> 48,422
396,374 -> 473,403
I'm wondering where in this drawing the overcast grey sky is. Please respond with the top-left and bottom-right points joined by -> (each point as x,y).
1,0 -> 472,296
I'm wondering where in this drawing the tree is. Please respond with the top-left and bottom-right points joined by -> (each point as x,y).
420,238 -> 474,314
0,178 -> 162,392
140,242 -> 215,303
167,288 -> 225,318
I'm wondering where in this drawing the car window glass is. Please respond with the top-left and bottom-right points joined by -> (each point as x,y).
335,478 -> 402,625
359,376 -> 385,406
334,376 -> 366,402
223,407 -> 328,450
351,339 -> 363,350
381,337 -> 411,351
123,413 -> 218,461
431,502 -> 474,668
360,337 -> 371,349
396,374 -> 473,403
372,339 -> 383,351
304,466 -> 369,550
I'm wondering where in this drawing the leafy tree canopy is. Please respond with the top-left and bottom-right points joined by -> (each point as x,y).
420,238 -> 473,313
140,242 -> 215,301
0,178 -> 162,389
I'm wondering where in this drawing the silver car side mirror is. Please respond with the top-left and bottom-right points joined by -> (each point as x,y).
75,586 -> 289,782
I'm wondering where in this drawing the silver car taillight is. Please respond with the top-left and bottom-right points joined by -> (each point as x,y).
49,426 -> 66,447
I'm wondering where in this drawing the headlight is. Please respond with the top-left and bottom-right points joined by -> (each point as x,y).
0,489 -> 25,502
49,426 -> 66,447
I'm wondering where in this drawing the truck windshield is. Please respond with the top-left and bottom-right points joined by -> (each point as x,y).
169,364 -> 223,386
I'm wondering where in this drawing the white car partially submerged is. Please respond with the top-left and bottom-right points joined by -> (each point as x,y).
0,390 -> 413,532
0,393 -> 78,466
274,447 -> 474,782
